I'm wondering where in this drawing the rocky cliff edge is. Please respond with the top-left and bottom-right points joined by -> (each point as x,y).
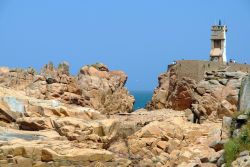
0,62 -> 135,114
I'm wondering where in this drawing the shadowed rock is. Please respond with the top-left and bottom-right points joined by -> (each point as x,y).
239,75 -> 250,111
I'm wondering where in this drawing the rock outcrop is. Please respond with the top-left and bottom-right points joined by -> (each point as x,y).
1,61 -> 246,166
0,67 -> 36,90
109,110 -> 223,166
239,74 -> 250,111
0,84 -> 227,167
0,86 -> 131,166
147,67 -> 197,110
0,128 -> 130,167
147,65 -> 247,119
77,63 -> 134,114
0,62 -> 134,114
232,154 -> 250,167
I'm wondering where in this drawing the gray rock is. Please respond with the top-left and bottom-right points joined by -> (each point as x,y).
237,114 -> 248,121
223,116 -> 232,129
209,156 -> 218,163
219,79 -> 228,85
51,100 -> 60,108
209,80 -> 220,85
239,150 -> 250,157
0,97 -> 25,122
225,72 -> 245,79
187,113 -> 194,122
209,150 -> 224,163
2,96 -> 25,113
233,129 -> 241,138
239,75 -> 250,111
197,81 -> 210,94
222,116 -> 232,139
0,103 -> 19,122
215,72 -> 226,78
196,87 -> 206,95
0,131 -> 45,141
232,155 -> 250,167
217,154 -> 225,167
228,79 -> 242,89
205,75 -> 215,80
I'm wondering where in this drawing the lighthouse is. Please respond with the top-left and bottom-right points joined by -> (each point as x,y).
210,20 -> 227,64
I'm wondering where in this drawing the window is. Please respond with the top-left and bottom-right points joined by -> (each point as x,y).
214,40 -> 221,48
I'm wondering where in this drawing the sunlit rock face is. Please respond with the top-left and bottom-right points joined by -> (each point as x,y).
0,62 -> 134,114
147,66 -> 247,119
0,62 -> 237,167
0,96 -> 25,123
76,63 -> 135,114
0,87 -> 224,167
2,96 -> 25,113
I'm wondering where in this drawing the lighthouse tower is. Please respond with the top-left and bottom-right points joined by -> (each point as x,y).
210,20 -> 227,64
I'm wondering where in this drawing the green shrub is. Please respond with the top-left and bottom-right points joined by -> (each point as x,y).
224,123 -> 250,166
239,124 -> 250,149
240,129 -> 250,144
245,109 -> 250,118
224,138 -> 240,167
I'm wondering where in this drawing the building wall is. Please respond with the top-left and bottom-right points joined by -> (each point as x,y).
223,35 -> 227,62
169,60 -> 250,82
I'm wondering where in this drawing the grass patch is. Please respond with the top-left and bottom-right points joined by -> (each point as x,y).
224,138 -> 240,167
224,123 -> 250,166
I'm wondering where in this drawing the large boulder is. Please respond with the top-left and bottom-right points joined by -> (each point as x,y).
77,63 -> 134,113
0,140 -> 130,167
0,96 -> 25,123
52,117 -> 120,147
232,155 -> 250,167
167,77 -> 196,110
146,70 -> 171,110
0,101 -> 18,123
16,117 -> 53,131
41,148 -> 114,163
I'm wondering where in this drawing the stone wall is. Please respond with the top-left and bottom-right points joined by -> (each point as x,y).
170,60 -> 250,82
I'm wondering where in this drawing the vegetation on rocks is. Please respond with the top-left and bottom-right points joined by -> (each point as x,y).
1,62 -> 250,166
224,110 -> 250,166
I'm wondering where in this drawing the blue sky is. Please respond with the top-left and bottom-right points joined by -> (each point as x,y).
0,0 -> 249,91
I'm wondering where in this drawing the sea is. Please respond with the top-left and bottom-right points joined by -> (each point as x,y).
130,91 -> 153,110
